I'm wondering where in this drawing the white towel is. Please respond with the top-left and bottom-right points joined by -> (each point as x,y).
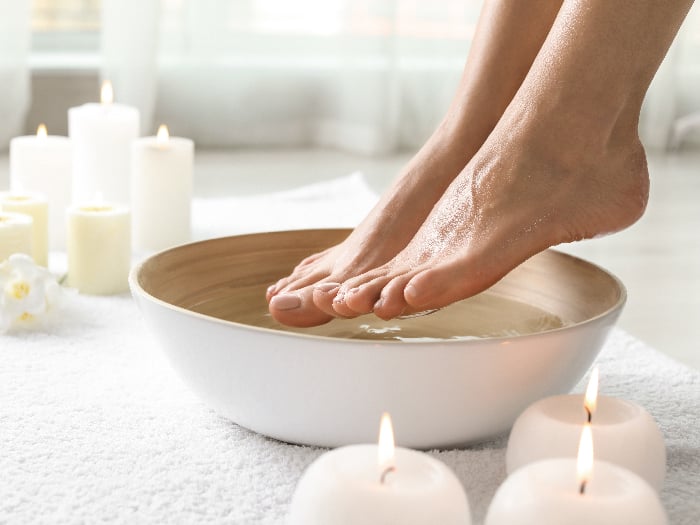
191,172 -> 379,238
2,175 -> 699,524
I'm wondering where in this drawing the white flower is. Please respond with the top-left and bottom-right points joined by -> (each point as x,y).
0,254 -> 67,333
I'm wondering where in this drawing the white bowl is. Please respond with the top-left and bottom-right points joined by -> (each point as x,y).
130,229 -> 625,448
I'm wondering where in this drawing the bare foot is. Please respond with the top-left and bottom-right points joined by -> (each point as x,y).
267,130 -> 475,327
320,0 -> 692,323
265,0 -> 566,327
332,108 -> 649,320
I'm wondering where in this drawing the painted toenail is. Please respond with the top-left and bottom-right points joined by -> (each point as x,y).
315,282 -> 340,293
270,294 -> 301,311
267,284 -> 277,294
374,298 -> 383,310
405,284 -> 420,301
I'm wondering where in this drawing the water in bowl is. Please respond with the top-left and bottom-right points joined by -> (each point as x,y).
192,287 -> 571,342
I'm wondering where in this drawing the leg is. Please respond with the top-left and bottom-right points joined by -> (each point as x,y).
338,0 -> 693,320
268,0 -> 564,326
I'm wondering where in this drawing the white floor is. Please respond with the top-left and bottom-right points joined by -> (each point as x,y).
2,149 -> 699,370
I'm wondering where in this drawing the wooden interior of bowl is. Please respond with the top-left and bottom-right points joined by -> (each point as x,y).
136,229 -> 624,330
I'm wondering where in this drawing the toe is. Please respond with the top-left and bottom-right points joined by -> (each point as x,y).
312,281 -> 342,316
331,288 -> 362,318
269,287 -> 334,327
343,275 -> 393,315
404,256 -> 496,310
372,274 -> 415,320
331,266 -> 394,317
267,264 -> 332,301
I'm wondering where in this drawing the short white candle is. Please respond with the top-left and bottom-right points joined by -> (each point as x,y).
68,81 -> 139,205
486,427 -> 667,525
67,201 -> 131,295
0,192 -> 49,267
0,212 -> 33,262
506,368 -> 666,490
9,124 -> 72,249
288,413 -> 471,525
131,124 -> 194,252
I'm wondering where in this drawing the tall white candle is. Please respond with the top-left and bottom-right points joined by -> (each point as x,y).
0,212 -> 33,262
9,124 -> 72,249
131,125 -> 194,252
289,414 -> 471,525
68,81 -> 139,205
0,192 -> 49,267
506,368 -> 666,490
67,201 -> 131,295
486,426 -> 667,524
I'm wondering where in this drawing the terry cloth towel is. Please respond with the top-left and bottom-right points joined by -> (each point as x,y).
2,174 -> 699,524
191,171 -> 379,239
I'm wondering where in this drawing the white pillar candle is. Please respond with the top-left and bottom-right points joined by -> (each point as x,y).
131,125 -> 194,252
289,414 -> 471,525
0,192 -> 49,267
0,212 -> 33,262
67,201 -> 131,295
9,124 -> 72,250
487,427 -> 667,524
68,81 -> 140,205
506,368 -> 666,490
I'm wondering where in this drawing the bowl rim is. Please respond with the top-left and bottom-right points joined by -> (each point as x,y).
129,230 -> 627,345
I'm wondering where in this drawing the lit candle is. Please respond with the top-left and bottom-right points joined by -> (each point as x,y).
68,81 -> 140,205
506,367 -> 666,490
67,198 -> 131,295
288,413 -> 472,525
0,212 -> 33,262
0,192 -> 49,267
131,124 -> 194,252
9,124 -> 72,250
485,425 -> 667,524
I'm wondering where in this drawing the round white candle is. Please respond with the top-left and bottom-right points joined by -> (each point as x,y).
506,395 -> 666,491
0,212 -> 33,262
484,458 -> 667,525
0,192 -> 49,267
9,124 -> 72,250
131,125 -> 194,252
67,202 -> 131,295
289,414 -> 471,525
68,81 -> 139,206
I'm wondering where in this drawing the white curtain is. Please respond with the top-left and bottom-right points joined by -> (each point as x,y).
102,0 -> 700,153
0,0 -> 31,150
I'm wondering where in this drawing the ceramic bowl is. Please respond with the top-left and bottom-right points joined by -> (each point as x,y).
130,229 -> 625,448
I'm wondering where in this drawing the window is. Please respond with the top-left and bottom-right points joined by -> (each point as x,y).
32,0 -> 101,52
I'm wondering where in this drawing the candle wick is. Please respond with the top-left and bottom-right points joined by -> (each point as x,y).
379,466 -> 396,485
579,479 -> 587,495
585,406 -> 592,424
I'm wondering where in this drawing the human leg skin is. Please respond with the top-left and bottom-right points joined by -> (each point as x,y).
336,0 -> 694,320
268,0 -> 564,327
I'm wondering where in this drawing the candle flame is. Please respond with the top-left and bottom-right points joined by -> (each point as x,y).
577,423 -> 594,494
101,80 -> 114,105
37,124 -> 48,138
378,412 -> 395,471
584,367 -> 599,423
157,124 -> 170,144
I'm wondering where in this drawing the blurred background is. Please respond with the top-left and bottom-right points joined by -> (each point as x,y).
1,0 -> 699,369
3,0 -> 700,149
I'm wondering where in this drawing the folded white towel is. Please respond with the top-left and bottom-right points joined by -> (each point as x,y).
192,172 -> 379,238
